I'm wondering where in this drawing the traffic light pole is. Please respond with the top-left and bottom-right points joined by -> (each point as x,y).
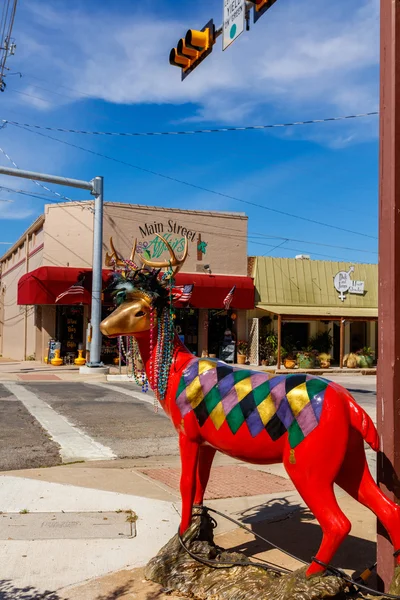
87,176 -> 104,367
377,0 -> 400,591
0,165 -> 105,370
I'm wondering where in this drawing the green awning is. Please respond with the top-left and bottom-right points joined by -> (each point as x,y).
256,304 -> 377,319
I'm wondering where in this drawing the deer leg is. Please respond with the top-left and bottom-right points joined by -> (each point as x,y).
283,441 -> 350,577
194,445 -> 217,505
336,429 -> 400,563
179,432 -> 200,535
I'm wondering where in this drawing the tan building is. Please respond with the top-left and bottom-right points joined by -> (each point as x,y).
248,256 -> 378,367
0,202 -> 254,362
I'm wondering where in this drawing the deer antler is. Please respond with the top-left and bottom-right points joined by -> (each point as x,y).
105,237 -> 137,267
140,234 -> 188,277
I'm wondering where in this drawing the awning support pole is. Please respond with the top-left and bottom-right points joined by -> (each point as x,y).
339,319 -> 344,369
277,314 -> 282,370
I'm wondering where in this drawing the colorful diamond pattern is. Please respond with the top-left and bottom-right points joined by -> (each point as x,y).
176,359 -> 329,448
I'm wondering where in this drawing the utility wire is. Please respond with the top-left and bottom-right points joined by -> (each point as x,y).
12,122 -> 377,241
2,112 -> 379,137
0,142 -> 74,203
249,239 -> 373,262
248,233 -> 377,255
16,72 -> 95,98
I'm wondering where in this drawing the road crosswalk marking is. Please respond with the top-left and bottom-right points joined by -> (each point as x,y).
3,383 -> 116,462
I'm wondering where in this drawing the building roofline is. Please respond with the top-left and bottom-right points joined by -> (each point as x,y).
254,255 -> 378,267
0,214 -> 45,263
104,202 -> 247,219
43,201 -> 246,219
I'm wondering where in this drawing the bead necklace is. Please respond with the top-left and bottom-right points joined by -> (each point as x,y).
128,337 -> 149,393
119,336 -> 149,393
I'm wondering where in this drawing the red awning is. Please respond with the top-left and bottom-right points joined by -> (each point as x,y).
174,272 -> 254,309
17,266 -> 110,306
18,267 -> 254,310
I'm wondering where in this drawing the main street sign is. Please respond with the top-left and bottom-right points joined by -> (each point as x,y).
223,0 -> 245,50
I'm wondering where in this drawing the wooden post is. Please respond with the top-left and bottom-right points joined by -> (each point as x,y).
277,314 -> 281,370
339,319 -> 344,369
377,0 -> 400,590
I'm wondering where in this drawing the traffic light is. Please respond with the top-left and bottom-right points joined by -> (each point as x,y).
250,0 -> 278,23
169,19 -> 215,80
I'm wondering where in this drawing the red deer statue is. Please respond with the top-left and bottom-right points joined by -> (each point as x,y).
100,235 -> 400,577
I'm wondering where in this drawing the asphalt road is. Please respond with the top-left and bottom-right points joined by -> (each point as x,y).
0,384 -> 60,471
0,379 -> 377,472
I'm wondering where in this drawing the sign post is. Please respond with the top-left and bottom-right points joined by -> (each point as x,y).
223,0 -> 245,50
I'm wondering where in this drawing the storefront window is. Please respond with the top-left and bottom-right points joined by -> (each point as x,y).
56,305 -> 84,358
208,310 -> 235,362
175,308 -> 199,354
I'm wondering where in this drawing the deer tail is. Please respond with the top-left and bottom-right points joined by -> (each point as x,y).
346,393 -> 379,451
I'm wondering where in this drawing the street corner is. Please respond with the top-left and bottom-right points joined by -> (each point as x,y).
0,475 -> 181,592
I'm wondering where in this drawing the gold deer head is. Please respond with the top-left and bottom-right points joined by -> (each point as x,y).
100,234 -> 188,337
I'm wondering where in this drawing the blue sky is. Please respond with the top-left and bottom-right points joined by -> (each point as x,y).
0,0 -> 379,263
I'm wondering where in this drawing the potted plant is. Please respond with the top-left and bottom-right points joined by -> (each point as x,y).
344,352 -> 358,368
259,333 -> 278,366
283,351 -> 297,370
236,340 -> 248,365
309,331 -> 333,368
297,346 -> 318,369
318,352 -> 331,368
358,346 -> 374,368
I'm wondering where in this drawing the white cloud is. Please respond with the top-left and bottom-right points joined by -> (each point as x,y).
7,0 -> 379,145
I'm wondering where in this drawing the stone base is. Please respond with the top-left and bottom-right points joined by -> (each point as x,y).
79,366 -> 109,375
145,509 -> 347,600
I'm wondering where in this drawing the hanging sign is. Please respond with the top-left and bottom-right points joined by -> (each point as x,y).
223,0 -> 245,50
333,266 -> 365,302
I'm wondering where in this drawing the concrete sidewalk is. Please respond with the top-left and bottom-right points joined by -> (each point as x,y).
0,452 -> 379,599
0,357 -> 378,384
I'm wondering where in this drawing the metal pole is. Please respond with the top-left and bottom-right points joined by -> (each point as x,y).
377,0 -> 400,590
86,176 -> 104,367
0,165 -> 92,190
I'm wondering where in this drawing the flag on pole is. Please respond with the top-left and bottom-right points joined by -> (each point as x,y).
223,285 -> 236,310
172,284 -> 194,304
55,276 -> 86,303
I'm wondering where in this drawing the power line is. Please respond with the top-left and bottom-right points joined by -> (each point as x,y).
248,233 -> 377,255
0,142 -> 74,203
0,184 -> 81,204
249,239 -> 375,262
12,122 -> 377,241
2,112 -> 379,137
17,72 -> 95,99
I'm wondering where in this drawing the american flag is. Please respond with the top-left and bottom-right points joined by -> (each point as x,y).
172,284 -> 194,304
55,278 -> 85,303
223,285 -> 236,310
